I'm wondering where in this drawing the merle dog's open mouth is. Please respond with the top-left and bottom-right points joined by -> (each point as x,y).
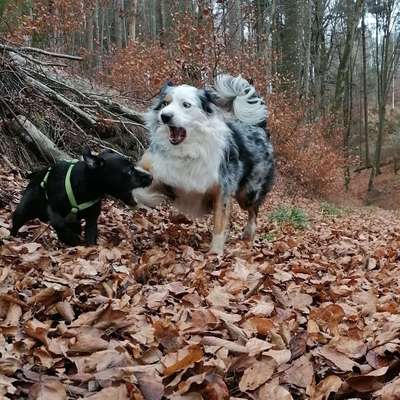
169,126 -> 186,145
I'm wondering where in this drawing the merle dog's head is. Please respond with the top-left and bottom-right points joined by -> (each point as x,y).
145,81 -> 217,147
82,148 -> 152,205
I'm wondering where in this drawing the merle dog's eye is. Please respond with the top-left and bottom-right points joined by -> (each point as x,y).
160,101 -> 168,108
182,102 -> 191,109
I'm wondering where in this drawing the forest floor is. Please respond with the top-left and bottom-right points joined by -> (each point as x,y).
0,161 -> 400,400
329,164 -> 400,211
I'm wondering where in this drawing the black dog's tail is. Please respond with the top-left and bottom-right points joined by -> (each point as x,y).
213,74 -> 267,127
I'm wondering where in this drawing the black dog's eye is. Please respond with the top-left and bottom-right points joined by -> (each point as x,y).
182,102 -> 191,109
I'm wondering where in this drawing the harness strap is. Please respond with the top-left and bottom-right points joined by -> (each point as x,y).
40,168 -> 52,199
40,160 -> 100,217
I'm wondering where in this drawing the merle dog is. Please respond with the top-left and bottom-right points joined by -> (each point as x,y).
11,148 -> 152,246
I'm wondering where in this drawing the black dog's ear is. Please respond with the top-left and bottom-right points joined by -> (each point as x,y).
200,89 -> 216,114
83,148 -> 104,169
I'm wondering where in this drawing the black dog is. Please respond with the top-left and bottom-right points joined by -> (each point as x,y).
11,148 -> 152,246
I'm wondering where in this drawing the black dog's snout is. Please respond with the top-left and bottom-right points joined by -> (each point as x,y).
161,113 -> 173,124
135,168 -> 153,187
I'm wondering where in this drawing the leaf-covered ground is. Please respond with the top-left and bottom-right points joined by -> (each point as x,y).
1,164 -> 400,400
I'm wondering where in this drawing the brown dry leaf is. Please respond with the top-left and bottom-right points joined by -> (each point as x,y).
55,301 -> 75,322
245,338 -> 273,356
310,375 -> 343,400
3,303 -> 22,326
0,374 -> 17,396
248,301 -> 274,316
136,371 -> 164,400
257,378 -> 293,400
239,358 -> 276,392
374,376 -> 400,400
0,358 -> 20,376
289,331 -> 308,360
352,290 -> 378,316
85,384 -> 129,400
201,337 -> 247,353
69,333 -> 109,354
25,319 -> 49,346
330,336 -> 367,359
206,287 -> 232,308
346,366 -> 388,393
153,319 -> 182,351
280,355 -> 314,389
201,373 -> 229,400
0,227 -> 10,239
263,349 -> 291,366
162,345 -> 204,376
28,287 -> 62,307
314,346 -> 358,372
311,304 -> 344,335
243,317 -> 274,335
28,380 -> 67,400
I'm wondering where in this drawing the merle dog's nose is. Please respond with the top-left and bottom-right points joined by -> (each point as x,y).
161,113 -> 172,124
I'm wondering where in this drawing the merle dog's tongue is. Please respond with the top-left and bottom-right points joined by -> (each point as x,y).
169,127 -> 186,145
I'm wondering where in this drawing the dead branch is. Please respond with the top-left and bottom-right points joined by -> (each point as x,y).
24,75 -> 97,127
91,96 -> 145,124
9,116 -> 70,161
0,42 -> 147,170
0,43 -> 82,61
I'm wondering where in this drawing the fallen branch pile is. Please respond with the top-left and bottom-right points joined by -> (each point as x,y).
0,42 -> 148,171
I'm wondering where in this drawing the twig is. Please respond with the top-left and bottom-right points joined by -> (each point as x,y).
32,225 -> 50,242
244,273 -> 269,299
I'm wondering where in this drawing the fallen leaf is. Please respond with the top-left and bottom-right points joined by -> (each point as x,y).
280,355 -> 314,389
28,380 -> 67,400
239,358 -> 276,392
257,378 -> 293,400
162,345 -> 204,376
346,366 -> 388,393
310,375 -> 343,400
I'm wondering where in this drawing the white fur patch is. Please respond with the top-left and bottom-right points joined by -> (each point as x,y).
214,74 -> 266,125
145,85 -> 229,194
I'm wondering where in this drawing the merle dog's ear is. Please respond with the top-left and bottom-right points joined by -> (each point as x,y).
159,80 -> 174,95
83,148 -> 104,169
200,89 -> 216,114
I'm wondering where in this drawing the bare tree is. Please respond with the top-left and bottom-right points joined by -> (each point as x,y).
368,0 -> 400,190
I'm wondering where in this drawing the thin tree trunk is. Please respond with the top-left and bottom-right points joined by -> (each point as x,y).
361,9 -> 370,166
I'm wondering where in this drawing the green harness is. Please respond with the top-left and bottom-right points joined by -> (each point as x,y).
40,160 -> 100,219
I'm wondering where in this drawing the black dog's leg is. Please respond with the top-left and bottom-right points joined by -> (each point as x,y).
70,221 -> 82,236
47,207 -> 81,246
84,204 -> 101,245
11,186 -> 46,236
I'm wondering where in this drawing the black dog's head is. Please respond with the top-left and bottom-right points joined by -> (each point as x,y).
82,148 -> 152,205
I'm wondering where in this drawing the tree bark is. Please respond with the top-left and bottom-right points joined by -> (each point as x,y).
361,9 -> 370,166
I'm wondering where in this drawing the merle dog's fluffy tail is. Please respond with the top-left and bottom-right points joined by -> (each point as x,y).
213,74 -> 266,126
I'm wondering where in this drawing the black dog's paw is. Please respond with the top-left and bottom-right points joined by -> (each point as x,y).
58,233 -> 82,247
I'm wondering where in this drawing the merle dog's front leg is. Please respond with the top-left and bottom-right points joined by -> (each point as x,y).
84,205 -> 101,245
47,206 -> 81,246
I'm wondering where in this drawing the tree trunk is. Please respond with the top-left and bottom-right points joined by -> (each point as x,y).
361,9 -> 370,166
128,0 -> 138,42
333,0 -> 364,113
